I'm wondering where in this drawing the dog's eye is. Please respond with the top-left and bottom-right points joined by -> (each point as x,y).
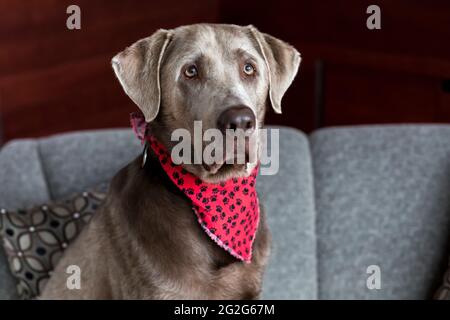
243,63 -> 256,76
184,65 -> 198,79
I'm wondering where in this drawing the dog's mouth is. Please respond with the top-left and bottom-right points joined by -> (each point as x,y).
203,162 -> 245,175
201,137 -> 256,175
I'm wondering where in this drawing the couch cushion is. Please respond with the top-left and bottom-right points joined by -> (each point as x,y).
311,125 -> 450,299
0,139 -> 50,300
0,188 -> 106,299
37,129 -> 142,199
259,127 -> 317,299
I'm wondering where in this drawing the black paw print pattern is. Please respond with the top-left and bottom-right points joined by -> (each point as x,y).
148,136 -> 260,263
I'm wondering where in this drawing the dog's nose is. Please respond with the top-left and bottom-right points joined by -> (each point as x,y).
217,106 -> 256,133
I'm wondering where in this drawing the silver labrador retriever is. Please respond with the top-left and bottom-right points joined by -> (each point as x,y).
40,24 -> 300,299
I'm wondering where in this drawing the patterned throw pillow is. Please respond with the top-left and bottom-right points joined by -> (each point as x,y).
0,189 -> 106,299
435,258 -> 450,300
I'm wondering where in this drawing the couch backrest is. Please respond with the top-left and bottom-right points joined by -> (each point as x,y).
1,125 -> 450,300
311,125 -> 450,299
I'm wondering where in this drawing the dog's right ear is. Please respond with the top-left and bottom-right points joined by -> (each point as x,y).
112,29 -> 173,122
248,25 -> 301,114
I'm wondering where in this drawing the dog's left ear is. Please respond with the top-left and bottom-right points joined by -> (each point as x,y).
112,29 -> 173,122
248,25 -> 301,114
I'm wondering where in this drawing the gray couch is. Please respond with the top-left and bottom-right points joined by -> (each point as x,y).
1,125 -> 450,300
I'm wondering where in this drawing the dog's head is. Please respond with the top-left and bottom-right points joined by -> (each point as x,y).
112,24 -> 300,182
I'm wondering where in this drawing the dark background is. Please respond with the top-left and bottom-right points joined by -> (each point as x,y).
1,0 -> 449,143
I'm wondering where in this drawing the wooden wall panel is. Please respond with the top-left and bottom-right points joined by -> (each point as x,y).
0,0 -> 220,142
221,0 -> 450,131
1,0 -> 450,142
324,65 -> 440,125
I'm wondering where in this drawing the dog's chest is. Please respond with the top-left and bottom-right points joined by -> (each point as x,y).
112,159 -> 268,299
140,198 -> 265,299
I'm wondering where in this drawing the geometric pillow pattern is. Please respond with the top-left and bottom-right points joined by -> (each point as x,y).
0,190 -> 106,299
435,258 -> 450,300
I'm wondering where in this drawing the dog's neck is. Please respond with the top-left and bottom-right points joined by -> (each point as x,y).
130,112 -> 261,262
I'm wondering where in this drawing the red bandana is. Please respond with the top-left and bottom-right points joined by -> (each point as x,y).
130,113 -> 260,262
